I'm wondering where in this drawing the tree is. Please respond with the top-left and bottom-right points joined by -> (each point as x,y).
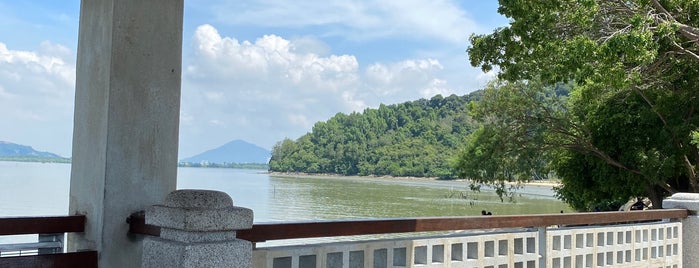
454,80 -> 566,202
470,1 -> 699,85
268,94 -> 479,178
465,0 -> 699,209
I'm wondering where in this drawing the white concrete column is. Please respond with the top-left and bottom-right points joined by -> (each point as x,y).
68,0 -> 183,267
663,193 -> 699,266
143,190 -> 254,267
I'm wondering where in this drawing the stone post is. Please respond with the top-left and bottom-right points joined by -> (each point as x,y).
69,0 -> 183,267
663,193 -> 699,266
143,190 -> 254,268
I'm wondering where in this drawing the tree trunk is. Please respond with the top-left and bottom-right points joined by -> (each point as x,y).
646,184 -> 663,209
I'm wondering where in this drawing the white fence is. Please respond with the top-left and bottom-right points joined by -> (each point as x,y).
253,221 -> 681,268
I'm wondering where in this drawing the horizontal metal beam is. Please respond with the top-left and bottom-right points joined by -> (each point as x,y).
0,251 -> 97,268
0,241 -> 62,252
127,209 -> 688,243
0,215 -> 86,236
238,209 -> 688,242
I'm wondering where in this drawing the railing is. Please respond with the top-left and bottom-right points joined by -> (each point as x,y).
0,215 -> 97,267
129,209 -> 687,268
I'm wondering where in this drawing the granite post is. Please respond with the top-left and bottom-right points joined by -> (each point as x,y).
143,190 -> 254,268
663,193 -> 699,266
68,0 -> 183,267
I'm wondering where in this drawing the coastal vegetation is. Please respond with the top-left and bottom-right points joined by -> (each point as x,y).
0,156 -> 71,164
269,93 -> 480,179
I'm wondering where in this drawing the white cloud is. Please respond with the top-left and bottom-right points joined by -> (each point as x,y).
0,42 -> 74,98
178,24 -> 458,156
364,58 -> 447,100
474,69 -> 498,88
288,36 -> 330,56
189,24 -> 360,89
0,41 -> 75,156
287,114 -> 312,128
194,0 -> 479,44
420,79 -> 451,98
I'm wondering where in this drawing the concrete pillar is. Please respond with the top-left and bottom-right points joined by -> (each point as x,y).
143,190 -> 254,267
663,193 -> 699,266
68,0 -> 183,267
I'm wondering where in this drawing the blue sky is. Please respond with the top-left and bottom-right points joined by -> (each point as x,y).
0,1 -> 508,158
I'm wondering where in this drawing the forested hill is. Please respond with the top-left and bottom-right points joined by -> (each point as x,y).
269,93 -> 481,178
0,141 -> 69,163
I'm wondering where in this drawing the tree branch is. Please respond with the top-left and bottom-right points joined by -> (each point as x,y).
649,0 -> 699,42
681,153 -> 699,192
657,181 -> 678,195
632,87 -> 668,125
670,41 -> 699,61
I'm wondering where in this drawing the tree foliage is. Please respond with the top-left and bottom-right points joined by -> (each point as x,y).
465,0 -> 699,210
455,80 -> 567,183
269,94 -> 479,178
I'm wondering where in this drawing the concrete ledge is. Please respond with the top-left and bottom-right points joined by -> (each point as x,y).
663,193 -> 699,211
146,205 -> 253,231
163,190 -> 234,209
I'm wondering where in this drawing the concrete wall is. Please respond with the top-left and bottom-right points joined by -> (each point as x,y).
253,222 -> 682,268
664,193 -> 699,266
68,0 -> 184,267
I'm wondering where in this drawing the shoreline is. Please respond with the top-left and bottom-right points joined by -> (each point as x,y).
267,171 -> 561,188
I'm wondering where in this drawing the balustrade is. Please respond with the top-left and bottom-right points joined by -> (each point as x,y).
0,215 -> 97,267
0,192 -> 692,268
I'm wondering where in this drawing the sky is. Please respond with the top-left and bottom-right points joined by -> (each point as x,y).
0,1 -> 508,159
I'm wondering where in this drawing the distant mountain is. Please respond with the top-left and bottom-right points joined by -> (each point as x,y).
181,140 -> 270,164
0,141 -> 65,159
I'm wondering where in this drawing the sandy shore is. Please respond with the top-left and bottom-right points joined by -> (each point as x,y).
267,171 -> 561,188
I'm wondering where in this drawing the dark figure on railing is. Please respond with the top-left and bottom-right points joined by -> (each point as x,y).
481,210 -> 492,215
631,198 -> 646,210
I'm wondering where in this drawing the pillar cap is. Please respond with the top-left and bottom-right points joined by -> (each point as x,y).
164,189 -> 233,209
663,192 -> 699,211
146,189 -> 253,231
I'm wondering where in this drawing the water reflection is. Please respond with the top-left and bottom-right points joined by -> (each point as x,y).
0,162 -> 571,224
266,175 -> 571,221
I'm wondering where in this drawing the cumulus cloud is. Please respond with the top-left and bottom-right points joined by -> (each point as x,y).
179,24 -> 458,156
0,41 -> 75,156
364,59 -> 444,98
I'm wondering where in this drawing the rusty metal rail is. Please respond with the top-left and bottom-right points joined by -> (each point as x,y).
0,215 -> 97,268
127,209 -> 688,243
0,215 -> 86,236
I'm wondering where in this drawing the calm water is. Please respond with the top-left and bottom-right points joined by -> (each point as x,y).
0,161 -> 571,222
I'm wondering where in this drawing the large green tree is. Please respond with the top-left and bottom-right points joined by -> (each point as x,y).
454,80 -> 565,185
464,0 -> 699,209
